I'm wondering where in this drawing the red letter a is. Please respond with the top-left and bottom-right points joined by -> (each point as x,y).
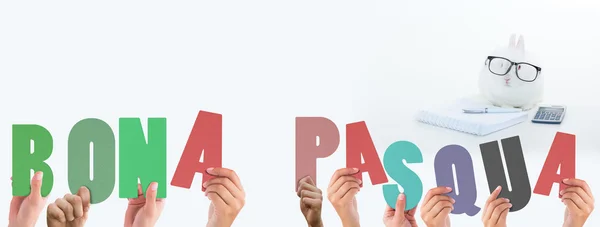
533,132 -> 576,198
346,121 -> 388,186
171,111 -> 222,192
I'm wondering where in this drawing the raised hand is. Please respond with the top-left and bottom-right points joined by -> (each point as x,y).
204,167 -> 245,227
124,182 -> 165,227
297,176 -> 324,227
420,187 -> 454,227
327,168 -> 361,227
47,186 -> 91,227
8,172 -> 48,227
383,193 -> 418,227
561,178 -> 595,227
481,186 -> 511,227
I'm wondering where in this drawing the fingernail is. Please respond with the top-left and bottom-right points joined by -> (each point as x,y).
446,187 -> 452,191
399,193 -> 405,201
450,198 -> 456,203
358,179 -> 363,184
508,203 -> 513,208
35,172 -> 43,180
559,190 -> 565,195
504,198 -> 510,202
562,178 -> 569,183
206,168 -> 214,173
151,182 -> 158,191
495,186 -> 501,191
352,168 -> 359,172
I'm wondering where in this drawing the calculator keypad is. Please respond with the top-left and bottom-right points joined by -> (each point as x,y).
535,111 -> 562,121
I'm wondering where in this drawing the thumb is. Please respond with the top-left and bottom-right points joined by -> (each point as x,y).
77,186 -> 92,212
145,182 -> 158,208
30,171 -> 44,199
394,193 -> 407,220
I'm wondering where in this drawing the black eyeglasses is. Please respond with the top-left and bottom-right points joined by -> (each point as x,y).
485,56 -> 542,82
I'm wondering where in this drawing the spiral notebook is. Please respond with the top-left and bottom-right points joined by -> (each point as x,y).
415,98 -> 529,136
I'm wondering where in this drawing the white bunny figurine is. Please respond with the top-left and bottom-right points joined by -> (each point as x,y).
478,34 -> 544,110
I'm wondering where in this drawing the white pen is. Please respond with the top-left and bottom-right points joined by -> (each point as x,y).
462,107 -> 522,114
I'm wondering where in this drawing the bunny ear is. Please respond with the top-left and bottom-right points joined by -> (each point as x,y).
516,35 -> 525,50
509,34 -> 517,48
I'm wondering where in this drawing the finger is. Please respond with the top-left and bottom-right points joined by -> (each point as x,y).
437,206 -> 453,219
145,182 -> 158,208
64,194 -> 83,219
563,178 -> 593,200
490,202 -> 512,225
561,186 -> 593,205
497,204 -> 510,224
486,186 -> 502,205
421,186 -> 453,209
47,203 -> 67,223
393,193 -> 407,219
483,197 -> 509,222
206,168 -> 243,191
299,175 -> 316,186
205,184 -> 236,206
9,196 -> 25,221
207,191 -> 227,209
30,171 -> 44,199
301,190 -> 322,200
55,198 -> 75,221
421,194 -> 455,213
298,179 -> 321,197
77,186 -> 91,212
333,181 -> 360,200
430,200 -> 454,218
327,175 -> 362,194
328,168 -> 359,188
341,188 -> 360,201
561,192 -> 586,210
562,197 -> 581,212
205,177 -> 244,199
302,197 -> 322,208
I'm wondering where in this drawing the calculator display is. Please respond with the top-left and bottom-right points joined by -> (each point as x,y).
539,107 -> 564,112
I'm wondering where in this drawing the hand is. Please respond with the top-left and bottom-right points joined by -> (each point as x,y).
420,187 -> 454,227
47,186 -> 91,227
481,186 -> 511,227
204,167 -> 245,227
297,176 -> 324,227
327,168 -> 361,227
124,182 -> 165,227
8,172 -> 48,227
561,178 -> 595,227
383,193 -> 418,227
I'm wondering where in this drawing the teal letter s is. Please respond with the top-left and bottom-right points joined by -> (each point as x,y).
382,141 -> 424,211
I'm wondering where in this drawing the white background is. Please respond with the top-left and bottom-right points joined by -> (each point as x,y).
1,0 -> 599,226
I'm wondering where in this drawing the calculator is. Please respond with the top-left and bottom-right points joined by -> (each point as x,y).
532,105 -> 566,124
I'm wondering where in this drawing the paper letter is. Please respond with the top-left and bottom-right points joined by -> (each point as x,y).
171,111 -> 222,191
382,141 -> 423,211
120,118 -> 167,198
434,145 -> 480,216
346,121 -> 388,186
533,132 -> 576,198
480,136 -> 531,212
12,125 -> 54,197
68,119 -> 116,204
295,117 -> 339,190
